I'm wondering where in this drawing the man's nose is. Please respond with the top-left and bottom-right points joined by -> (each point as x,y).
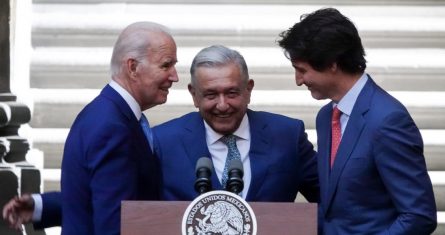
168,66 -> 179,82
216,95 -> 229,111
295,73 -> 304,86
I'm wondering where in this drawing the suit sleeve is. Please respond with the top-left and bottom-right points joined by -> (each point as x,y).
296,121 -> 320,203
374,111 -> 437,235
33,191 -> 62,229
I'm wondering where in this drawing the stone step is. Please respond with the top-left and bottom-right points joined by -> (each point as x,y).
32,4 -> 445,48
29,89 -> 445,129
437,212 -> 445,235
427,172 -> 445,211
32,0 -> 445,5
29,128 -> 445,172
30,47 -> 445,91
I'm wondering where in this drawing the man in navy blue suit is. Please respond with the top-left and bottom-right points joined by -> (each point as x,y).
60,21 -> 178,235
278,7 -> 437,234
156,45 -> 319,202
2,21 -> 179,234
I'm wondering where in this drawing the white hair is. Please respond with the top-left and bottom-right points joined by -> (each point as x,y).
110,22 -> 172,77
190,45 -> 249,86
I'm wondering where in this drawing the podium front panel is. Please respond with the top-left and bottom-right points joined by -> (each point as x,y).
122,201 -> 316,235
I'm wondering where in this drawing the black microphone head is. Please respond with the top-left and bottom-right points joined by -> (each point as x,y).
195,157 -> 213,195
196,157 -> 213,174
226,159 -> 244,194
228,159 -> 243,175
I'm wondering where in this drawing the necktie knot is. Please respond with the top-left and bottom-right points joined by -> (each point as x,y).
220,134 -> 237,147
332,106 -> 342,122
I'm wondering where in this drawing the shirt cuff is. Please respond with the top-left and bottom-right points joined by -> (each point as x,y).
31,194 -> 43,222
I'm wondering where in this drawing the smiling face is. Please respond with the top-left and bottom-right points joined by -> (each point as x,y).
130,33 -> 178,110
292,61 -> 343,102
189,62 -> 254,135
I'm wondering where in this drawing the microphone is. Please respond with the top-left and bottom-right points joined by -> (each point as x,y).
194,157 -> 213,194
226,159 -> 244,194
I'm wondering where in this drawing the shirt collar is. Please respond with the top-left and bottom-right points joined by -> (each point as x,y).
334,73 -> 368,116
204,114 -> 250,145
109,80 -> 142,120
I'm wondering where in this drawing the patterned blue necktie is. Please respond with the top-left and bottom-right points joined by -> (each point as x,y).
220,134 -> 241,188
139,114 -> 154,153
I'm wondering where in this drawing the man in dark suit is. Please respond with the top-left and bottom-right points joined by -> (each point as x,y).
278,7 -> 437,234
59,21 -> 178,235
2,21 -> 179,234
157,45 -> 319,202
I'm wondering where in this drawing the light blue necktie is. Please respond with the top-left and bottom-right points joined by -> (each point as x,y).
139,114 -> 154,153
220,134 -> 241,188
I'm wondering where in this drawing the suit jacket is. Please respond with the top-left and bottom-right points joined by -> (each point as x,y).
317,76 -> 437,234
154,109 -> 319,202
34,191 -> 61,229
61,85 -> 160,235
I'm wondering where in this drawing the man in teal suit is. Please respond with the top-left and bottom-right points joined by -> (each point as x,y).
278,7 -> 437,234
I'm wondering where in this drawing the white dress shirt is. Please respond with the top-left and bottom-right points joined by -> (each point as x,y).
204,114 -> 252,199
109,80 -> 142,120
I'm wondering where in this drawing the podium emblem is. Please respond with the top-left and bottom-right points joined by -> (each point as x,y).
182,190 -> 257,235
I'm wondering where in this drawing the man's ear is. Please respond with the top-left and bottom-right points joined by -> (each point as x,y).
246,79 -> 254,92
188,83 -> 194,95
126,58 -> 139,79
245,79 -> 255,104
188,83 -> 199,108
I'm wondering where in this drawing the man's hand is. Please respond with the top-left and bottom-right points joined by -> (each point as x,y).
2,194 -> 35,231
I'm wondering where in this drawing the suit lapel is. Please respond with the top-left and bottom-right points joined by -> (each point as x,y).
245,110 -> 271,200
316,105 -> 333,215
324,77 -> 375,213
181,113 -> 220,189
101,84 -> 154,158
101,85 -> 135,122
106,85 -> 157,156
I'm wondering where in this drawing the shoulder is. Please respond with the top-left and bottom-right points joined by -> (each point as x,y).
367,86 -> 411,123
154,112 -> 200,130
69,96 -> 135,142
153,112 -> 201,140
316,102 -> 333,121
373,87 -> 407,111
248,110 -> 305,129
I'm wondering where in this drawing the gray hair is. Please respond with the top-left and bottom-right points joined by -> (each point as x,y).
190,45 -> 249,86
110,22 -> 172,77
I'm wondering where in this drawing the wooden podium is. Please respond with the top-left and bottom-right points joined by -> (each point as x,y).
122,201 -> 317,235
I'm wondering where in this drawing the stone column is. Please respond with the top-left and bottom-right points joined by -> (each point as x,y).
0,1 -> 44,234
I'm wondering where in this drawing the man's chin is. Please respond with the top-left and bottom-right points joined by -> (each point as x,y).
156,96 -> 168,105
310,92 -> 325,101
210,123 -> 236,135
